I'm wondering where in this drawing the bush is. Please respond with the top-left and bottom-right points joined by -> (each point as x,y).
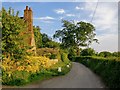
49,54 -> 57,59
2,71 -> 29,85
73,56 -> 120,88
46,41 -> 60,48
80,48 -> 96,56
61,53 -> 70,64
36,48 -> 59,58
2,56 -> 52,86
2,55 -> 71,86
48,51 -> 71,76
112,52 -> 120,57
99,51 -> 112,57
68,47 -> 77,60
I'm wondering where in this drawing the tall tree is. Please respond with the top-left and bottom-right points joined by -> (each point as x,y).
0,10 -> 2,59
53,20 -> 98,52
42,33 -> 51,47
33,26 -> 42,48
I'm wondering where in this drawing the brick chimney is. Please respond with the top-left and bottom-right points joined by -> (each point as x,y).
24,6 -> 36,55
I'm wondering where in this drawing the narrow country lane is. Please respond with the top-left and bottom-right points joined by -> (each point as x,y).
22,62 -> 105,88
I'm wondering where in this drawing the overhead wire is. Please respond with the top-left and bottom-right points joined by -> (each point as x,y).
90,0 -> 99,23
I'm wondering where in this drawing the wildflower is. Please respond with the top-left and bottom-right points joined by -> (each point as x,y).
67,65 -> 69,68
8,73 -> 11,77
17,66 -> 24,71
58,67 -> 62,72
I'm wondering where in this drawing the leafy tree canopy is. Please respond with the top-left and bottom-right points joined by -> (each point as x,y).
33,26 -> 42,48
41,33 -> 60,48
80,48 -> 96,56
112,52 -> 120,57
99,51 -> 112,57
53,20 -> 99,49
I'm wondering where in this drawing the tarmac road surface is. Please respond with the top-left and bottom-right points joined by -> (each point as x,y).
23,62 -> 105,88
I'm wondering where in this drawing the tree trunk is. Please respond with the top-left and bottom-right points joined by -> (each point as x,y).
76,47 -> 80,56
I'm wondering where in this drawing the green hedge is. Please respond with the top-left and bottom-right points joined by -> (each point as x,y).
48,52 -> 72,76
72,56 -> 120,88
61,53 -> 70,64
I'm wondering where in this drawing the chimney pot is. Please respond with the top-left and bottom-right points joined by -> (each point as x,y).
29,7 -> 32,10
26,6 -> 28,10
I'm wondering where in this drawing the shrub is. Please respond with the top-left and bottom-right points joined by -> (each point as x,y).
36,48 -> 59,58
99,51 -> 112,57
112,52 -> 120,57
46,41 -> 60,48
1,56 -> 52,85
49,54 -> 57,59
68,47 -> 77,60
2,71 -> 29,85
1,55 -> 71,86
80,48 -> 96,56
61,53 -> 70,64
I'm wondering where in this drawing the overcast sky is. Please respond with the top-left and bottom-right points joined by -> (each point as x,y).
2,0 -> 119,52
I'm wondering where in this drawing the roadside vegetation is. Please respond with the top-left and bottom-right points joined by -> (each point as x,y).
71,48 -> 120,88
1,6 -> 119,88
1,7 -> 71,86
53,16 -> 120,88
1,7 -> 99,86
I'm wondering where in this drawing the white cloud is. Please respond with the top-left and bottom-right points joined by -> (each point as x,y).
41,20 -> 54,23
84,2 -> 118,34
66,14 -> 75,17
54,9 -> 65,14
37,16 -> 55,20
84,2 -> 96,11
59,17 -> 64,20
89,13 -> 93,17
75,6 -> 84,10
84,2 -> 118,52
93,4 -> 117,34
34,16 -> 55,23
91,34 -> 118,52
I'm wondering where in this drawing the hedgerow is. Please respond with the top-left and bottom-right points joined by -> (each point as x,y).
72,56 -> 120,88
